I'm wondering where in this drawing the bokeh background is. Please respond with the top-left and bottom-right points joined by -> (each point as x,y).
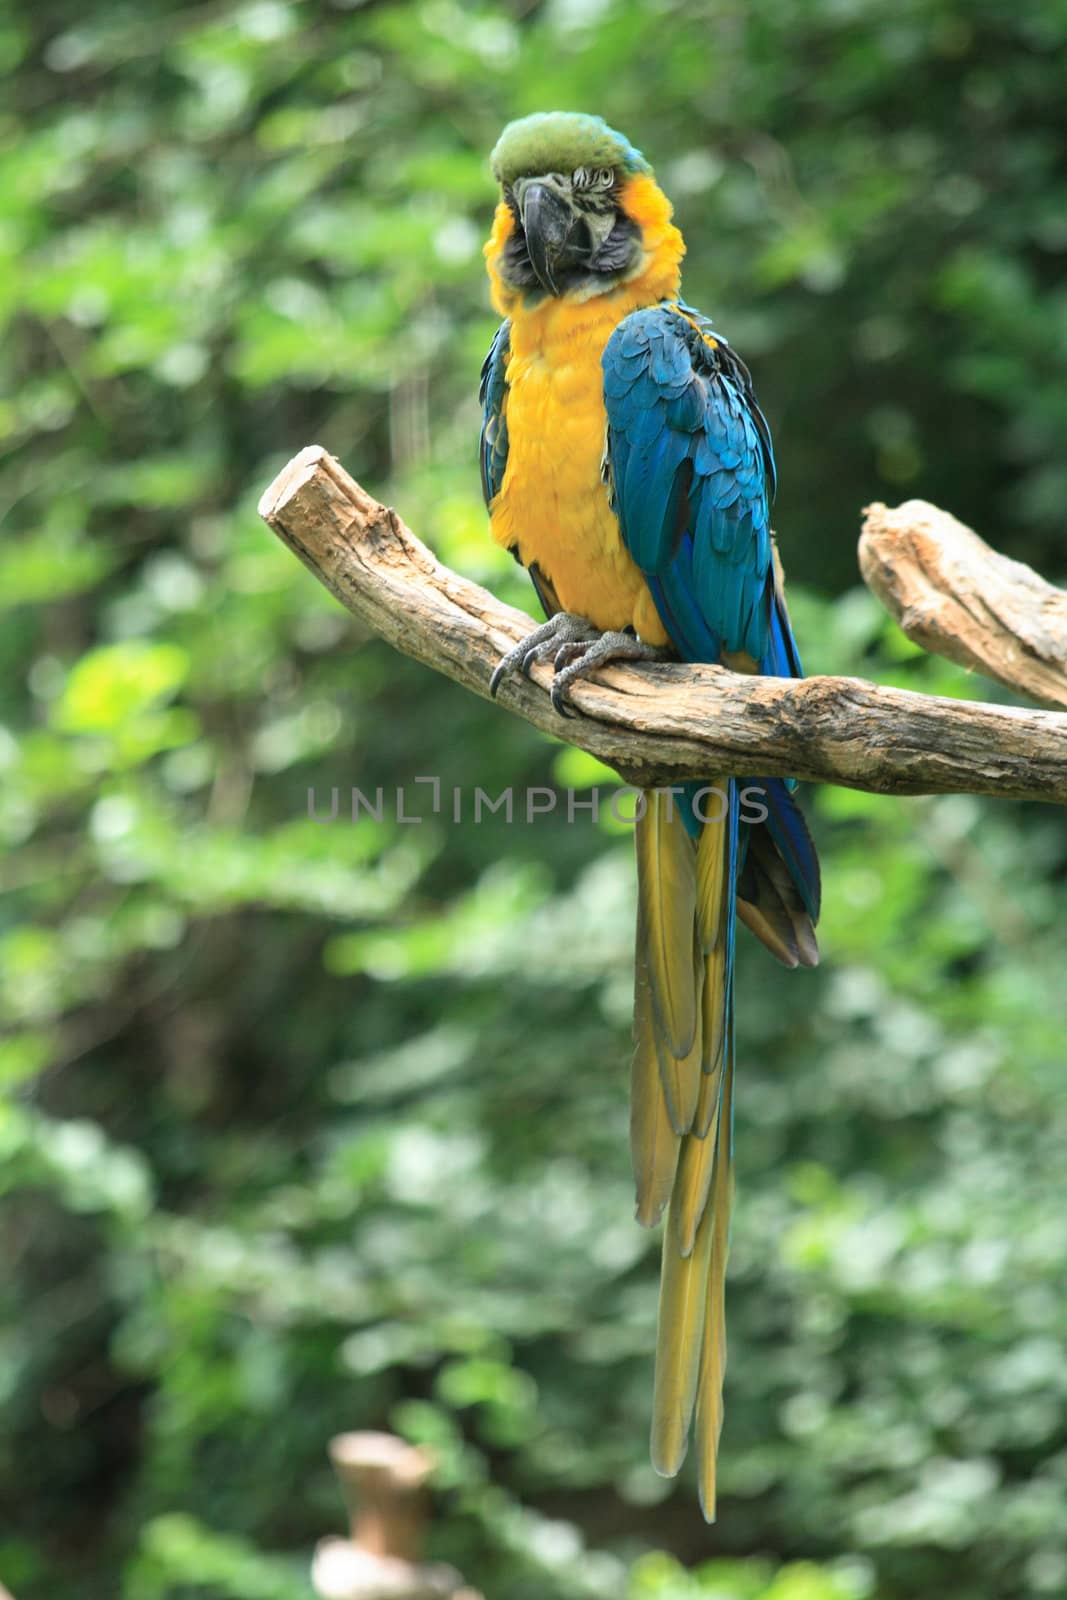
3,2 -> 1067,1597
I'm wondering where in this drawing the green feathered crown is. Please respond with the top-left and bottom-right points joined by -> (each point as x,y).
490,113 -> 651,185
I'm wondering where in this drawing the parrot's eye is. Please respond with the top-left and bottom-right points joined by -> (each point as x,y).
573,166 -> 615,191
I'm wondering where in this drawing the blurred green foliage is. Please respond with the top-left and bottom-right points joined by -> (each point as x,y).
3,1 -> 1067,1597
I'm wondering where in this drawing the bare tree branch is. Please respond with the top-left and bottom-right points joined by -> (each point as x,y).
258,447 -> 1067,805
860,499 -> 1067,710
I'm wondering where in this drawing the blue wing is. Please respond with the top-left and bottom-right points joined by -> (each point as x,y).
602,301 -> 785,667
479,320 -> 510,509
603,303 -> 819,923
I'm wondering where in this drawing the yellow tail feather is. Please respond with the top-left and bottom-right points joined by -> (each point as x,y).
699,942 -> 728,1090
695,1049 -> 735,1521
695,810 -> 727,954
635,792 -> 698,1057
673,1066 -> 725,1257
635,786 -> 735,1517
650,1180 -> 715,1476
656,950 -> 704,1133
631,927 -> 682,1227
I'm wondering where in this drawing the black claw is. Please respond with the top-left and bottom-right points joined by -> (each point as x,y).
550,659 -> 586,717
551,683 -> 576,718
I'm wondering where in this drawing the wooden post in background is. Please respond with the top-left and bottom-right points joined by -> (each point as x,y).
312,1431 -> 483,1600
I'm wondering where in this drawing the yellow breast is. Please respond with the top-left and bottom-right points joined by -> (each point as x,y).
490,303 -> 667,641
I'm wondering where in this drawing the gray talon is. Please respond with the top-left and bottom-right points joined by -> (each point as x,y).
550,630 -> 674,713
489,612 -> 598,698
552,642 -> 588,671
490,615 -> 673,715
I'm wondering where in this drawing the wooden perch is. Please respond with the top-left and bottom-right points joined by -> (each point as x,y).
258,446 -> 1067,805
861,499 -> 1067,710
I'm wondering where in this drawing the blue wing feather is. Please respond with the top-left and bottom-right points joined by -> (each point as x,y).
479,321 -> 511,509
762,582 -> 804,679
746,775 -> 821,922
603,305 -> 777,666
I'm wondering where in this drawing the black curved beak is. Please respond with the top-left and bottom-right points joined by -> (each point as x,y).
521,182 -> 575,297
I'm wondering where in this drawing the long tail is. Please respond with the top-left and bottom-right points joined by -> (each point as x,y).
632,781 -> 816,1520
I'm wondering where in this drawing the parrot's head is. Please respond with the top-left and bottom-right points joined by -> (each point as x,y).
485,112 -> 684,312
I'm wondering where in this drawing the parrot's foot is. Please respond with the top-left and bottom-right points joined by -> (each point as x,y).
489,614 -> 672,718
489,612 -> 600,701
550,629 -> 673,717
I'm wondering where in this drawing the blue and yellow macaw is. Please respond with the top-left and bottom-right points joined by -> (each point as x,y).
480,113 -> 820,1519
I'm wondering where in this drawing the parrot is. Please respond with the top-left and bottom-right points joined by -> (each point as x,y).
479,112 -> 820,1520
